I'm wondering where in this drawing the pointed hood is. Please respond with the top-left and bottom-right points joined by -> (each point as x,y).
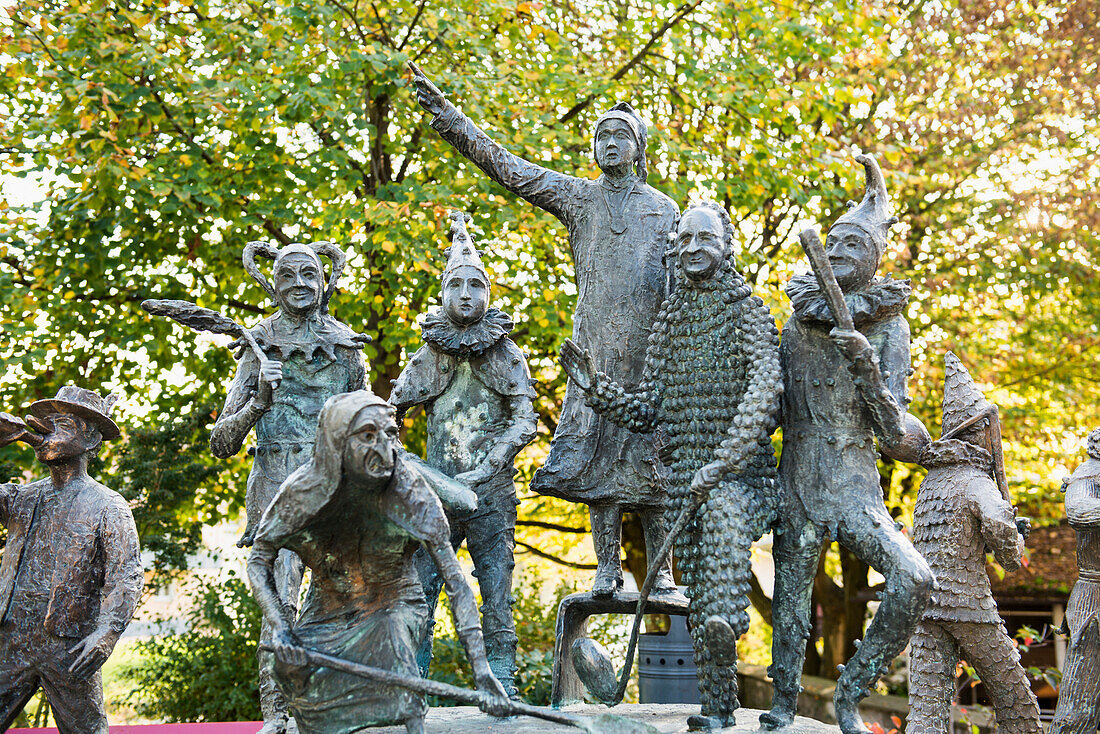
830,153 -> 899,256
941,352 -> 994,437
441,210 -> 488,283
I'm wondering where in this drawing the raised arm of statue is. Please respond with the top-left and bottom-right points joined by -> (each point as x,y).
836,321 -> 910,447
412,64 -> 580,226
1066,473 -> 1100,530
210,349 -> 268,459
971,476 -> 1025,571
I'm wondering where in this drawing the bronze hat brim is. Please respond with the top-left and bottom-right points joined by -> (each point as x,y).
27,399 -> 121,441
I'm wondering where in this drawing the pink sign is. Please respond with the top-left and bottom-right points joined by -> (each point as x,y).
10,724 -> 261,733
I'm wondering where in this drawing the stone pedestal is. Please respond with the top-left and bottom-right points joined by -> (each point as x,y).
550,590 -> 691,707
370,704 -> 840,733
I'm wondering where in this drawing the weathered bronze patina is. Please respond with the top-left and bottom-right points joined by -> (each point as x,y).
147,240 -> 369,734
0,386 -> 142,734
412,63 -> 678,597
765,155 -> 934,734
907,353 -> 1040,734
561,201 -> 782,729
1049,427 -> 1100,734
390,211 -> 537,697
248,390 -> 509,734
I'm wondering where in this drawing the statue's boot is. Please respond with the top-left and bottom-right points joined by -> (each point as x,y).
640,507 -> 688,602
590,504 -> 624,597
687,714 -> 730,731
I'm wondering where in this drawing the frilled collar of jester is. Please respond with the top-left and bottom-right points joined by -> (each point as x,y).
420,308 -> 514,358
921,438 -> 993,472
249,311 -> 367,362
785,272 -> 912,328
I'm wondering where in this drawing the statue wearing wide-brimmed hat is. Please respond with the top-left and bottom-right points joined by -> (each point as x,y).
0,385 -> 142,734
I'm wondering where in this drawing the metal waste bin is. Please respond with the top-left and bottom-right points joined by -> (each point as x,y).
637,614 -> 700,704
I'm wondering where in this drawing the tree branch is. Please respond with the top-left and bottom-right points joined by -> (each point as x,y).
516,519 -> 588,534
515,540 -> 597,569
558,0 -> 704,124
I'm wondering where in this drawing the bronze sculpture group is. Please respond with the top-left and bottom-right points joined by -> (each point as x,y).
0,62 -> 1094,734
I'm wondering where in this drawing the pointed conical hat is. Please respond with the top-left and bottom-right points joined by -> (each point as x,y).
942,352 -> 993,437
830,154 -> 899,255
441,211 -> 488,282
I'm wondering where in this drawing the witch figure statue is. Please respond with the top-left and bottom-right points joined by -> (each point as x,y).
248,390 -> 509,734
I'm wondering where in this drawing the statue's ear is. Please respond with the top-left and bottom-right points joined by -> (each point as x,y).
243,241 -> 280,299
310,241 -> 348,312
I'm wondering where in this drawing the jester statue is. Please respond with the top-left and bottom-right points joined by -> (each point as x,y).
1049,427 -> 1100,734
560,201 -> 782,729
412,63 -> 680,598
0,386 -> 143,734
248,391 -> 510,734
210,241 -> 368,734
764,154 -> 935,734
390,211 -> 538,697
907,352 -> 1040,734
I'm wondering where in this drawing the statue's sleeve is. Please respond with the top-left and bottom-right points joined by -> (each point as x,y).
1065,470 -> 1100,530
423,533 -> 496,681
345,347 -> 367,392
969,477 -> 1024,571
714,297 -> 782,472
586,370 -> 660,434
0,482 -> 14,525
97,499 -> 144,635
247,538 -> 296,631
431,103 -> 581,226
847,318 -> 910,445
210,349 -> 265,459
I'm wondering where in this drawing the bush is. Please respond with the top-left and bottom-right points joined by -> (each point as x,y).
119,572 -> 261,722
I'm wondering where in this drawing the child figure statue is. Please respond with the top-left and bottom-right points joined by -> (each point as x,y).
390,212 -> 537,697
907,353 -> 1041,734
559,201 -> 782,729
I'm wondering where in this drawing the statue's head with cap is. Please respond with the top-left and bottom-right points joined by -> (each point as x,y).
441,211 -> 491,327
826,154 -> 901,293
592,102 -> 648,181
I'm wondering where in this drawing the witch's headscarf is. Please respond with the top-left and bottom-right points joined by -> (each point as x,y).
254,390 -> 393,542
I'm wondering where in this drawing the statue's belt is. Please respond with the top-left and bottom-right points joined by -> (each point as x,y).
1080,569 -> 1100,583
254,441 -> 314,454
786,423 -> 876,446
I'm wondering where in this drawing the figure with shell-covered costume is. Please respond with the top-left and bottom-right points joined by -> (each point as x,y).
389,212 -> 537,697
906,352 -> 1040,734
560,201 -> 782,729
1049,428 -> 1100,734
412,64 -> 680,598
763,155 -> 935,734
247,390 -> 509,734
210,240 -> 369,734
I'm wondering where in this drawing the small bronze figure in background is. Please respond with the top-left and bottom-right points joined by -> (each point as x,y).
907,353 -> 1041,734
0,386 -> 143,734
561,201 -> 782,729
412,63 -> 680,598
765,154 -> 934,734
1049,427 -> 1100,734
390,211 -> 537,698
248,391 -> 508,734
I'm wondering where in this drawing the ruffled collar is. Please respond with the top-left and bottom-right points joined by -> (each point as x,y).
248,311 -> 368,361
420,308 -> 513,357
786,273 -> 911,328
921,439 -> 993,471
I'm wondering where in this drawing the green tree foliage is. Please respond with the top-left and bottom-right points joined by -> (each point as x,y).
0,0 -> 1096,684
119,572 -> 262,722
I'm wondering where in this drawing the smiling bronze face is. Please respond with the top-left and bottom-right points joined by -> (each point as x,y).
676,206 -> 728,282
825,224 -> 879,292
273,252 -> 323,316
344,406 -> 399,483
